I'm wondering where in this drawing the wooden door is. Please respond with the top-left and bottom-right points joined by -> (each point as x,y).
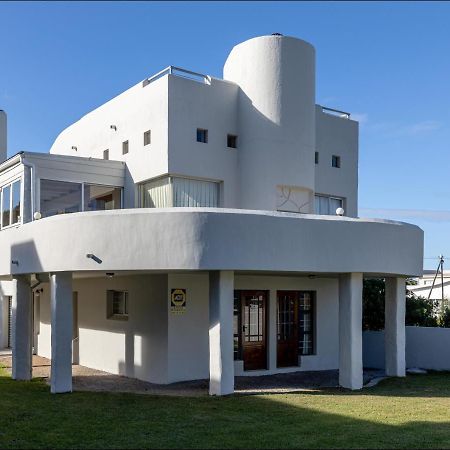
241,291 -> 267,371
277,291 -> 299,367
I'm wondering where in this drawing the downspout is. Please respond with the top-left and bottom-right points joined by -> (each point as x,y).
20,156 -> 36,222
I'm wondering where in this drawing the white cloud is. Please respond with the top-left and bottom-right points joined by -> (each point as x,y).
360,207 -> 450,223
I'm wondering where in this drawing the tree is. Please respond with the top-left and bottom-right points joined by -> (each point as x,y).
362,278 -> 439,330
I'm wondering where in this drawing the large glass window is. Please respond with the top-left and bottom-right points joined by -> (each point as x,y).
298,292 -> 314,356
2,185 -> 11,227
314,194 -> 343,215
40,179 -> 82,218
12,180 -> 21,224
141,176 -> 219,208
84,185 -> 121,211
1,179 -> 21,228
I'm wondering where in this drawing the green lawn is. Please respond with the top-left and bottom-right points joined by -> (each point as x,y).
1,365 -> 450,449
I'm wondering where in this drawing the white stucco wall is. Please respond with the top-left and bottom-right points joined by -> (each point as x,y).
363,327 -> 450,371
37,274 -> 169,384
224,35 -> 316,212
315,106 -> 359,217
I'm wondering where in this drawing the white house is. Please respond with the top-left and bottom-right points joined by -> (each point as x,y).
0,34 -> 423,395
407,268 -> 450,312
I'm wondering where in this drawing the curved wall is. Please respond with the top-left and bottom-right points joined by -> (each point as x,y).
223,35 -> 316,211
0,209 -> 423,277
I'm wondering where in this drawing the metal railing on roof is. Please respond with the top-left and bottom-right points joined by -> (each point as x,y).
320,105 -> 351,119
142,66 -> 211,87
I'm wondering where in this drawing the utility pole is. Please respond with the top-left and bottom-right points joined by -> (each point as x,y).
428,255 -> 445,313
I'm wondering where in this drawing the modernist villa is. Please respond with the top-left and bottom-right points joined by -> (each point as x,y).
0,35 -> 423,395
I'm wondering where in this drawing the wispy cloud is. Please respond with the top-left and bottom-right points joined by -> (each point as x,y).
364,120 -> 442,137
360,207 -> 450,223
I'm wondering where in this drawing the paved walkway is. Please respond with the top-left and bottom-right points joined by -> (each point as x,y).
0,354 -> 384,396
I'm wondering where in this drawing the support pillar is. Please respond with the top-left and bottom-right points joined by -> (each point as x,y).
209,270 -> 234,396
339,273 -> 363,390
50,272 -> 73,393
11,276 -> 32,380
385,277 -> 406,377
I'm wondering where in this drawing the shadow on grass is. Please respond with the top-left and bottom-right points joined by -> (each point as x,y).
0,368 -> 450,449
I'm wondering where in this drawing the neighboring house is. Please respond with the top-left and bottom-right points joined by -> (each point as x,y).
0,34 -> 423,395
408,269 -> 450,312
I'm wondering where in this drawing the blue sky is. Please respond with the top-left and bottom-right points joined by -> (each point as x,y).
1,1 -> 449,269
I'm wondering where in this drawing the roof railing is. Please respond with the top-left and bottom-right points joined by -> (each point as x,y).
320,105 -> 351,119
143,66 -> 211,87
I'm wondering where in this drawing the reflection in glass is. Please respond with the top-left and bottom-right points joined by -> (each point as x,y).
12,180 -> 21,224
2,185 -> 10,227
84,185 -> 121,211
40,179 -> 82,218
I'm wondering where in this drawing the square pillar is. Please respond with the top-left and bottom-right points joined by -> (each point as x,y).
339,273 -> 363,390
11,276 -> 32,380
385,277 -> 406,377
50,272 -> 73,393
209,271 -> 234,396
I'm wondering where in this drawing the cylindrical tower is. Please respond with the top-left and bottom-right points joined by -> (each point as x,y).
223,34 -> 316,212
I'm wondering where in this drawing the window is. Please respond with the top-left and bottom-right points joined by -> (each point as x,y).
233,292 -> 242,360
332,155 -> 341,168
84,185 -> 122,211
40,179 -> 82,218
227,134 -> 237,149
122,140 -> 129,155
144,130 -> 151,146
314,194 -> 343,215
298,292 -> 314,355
103,149 -> 109,160
1,179 -> 21,228
141,176 -> 219,208
315,151 -> 319,164
196,128 -> 208,143
107,290 -> 128,319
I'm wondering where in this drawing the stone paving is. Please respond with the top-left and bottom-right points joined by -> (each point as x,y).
0,353 -> 384,397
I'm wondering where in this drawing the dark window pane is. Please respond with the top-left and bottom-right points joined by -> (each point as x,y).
84,185 -> 122,211
2,185 -> 10,227
40,179 -> 82,218
11,180 -> 21,224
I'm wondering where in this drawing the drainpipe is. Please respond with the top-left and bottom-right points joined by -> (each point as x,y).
20,156 -> 36,222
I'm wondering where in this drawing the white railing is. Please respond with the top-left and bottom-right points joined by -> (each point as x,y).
142,66 -> 211,87
320,105 -> 351,119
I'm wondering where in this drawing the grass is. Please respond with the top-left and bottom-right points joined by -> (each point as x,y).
0,365 -> 450,449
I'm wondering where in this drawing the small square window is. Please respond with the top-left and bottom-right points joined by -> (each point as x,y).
197,128 -> 208,143
315,152 -> 319,164
227,134 -> 237,149
103,149 -> 109,160
107,290 -> 128,320
144,130 -> 151,146
122,140 -> 129,155
332,155 -> 341,168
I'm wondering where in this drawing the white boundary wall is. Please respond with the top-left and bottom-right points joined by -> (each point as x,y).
363,327 -> 450,371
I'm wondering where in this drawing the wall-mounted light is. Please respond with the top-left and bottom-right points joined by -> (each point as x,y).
106,272 -> 115,278
336,207 -> 345,216
86,253 -> 103,264
110,125 -> 117,131
33,211 -> 42,220
71,146 -> 77,151
11,260 -> 19,266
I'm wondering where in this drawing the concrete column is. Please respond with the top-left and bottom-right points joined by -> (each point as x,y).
50,272 -> 73,393
385,277 -> 406,377
209,270 -> 234,396
339,273 -> 363,390
11,276 -> 32,380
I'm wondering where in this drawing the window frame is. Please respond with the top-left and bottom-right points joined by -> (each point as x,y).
331,155 -> 341,168
227,134 -> 238,149
106,290 -> 129,320
298,291 -> 316,356
314,194 -> 344,216
1,177 -> 22,230
122,140 -> 129,155
196,128 -> 208,144
144,130 -> 151,146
